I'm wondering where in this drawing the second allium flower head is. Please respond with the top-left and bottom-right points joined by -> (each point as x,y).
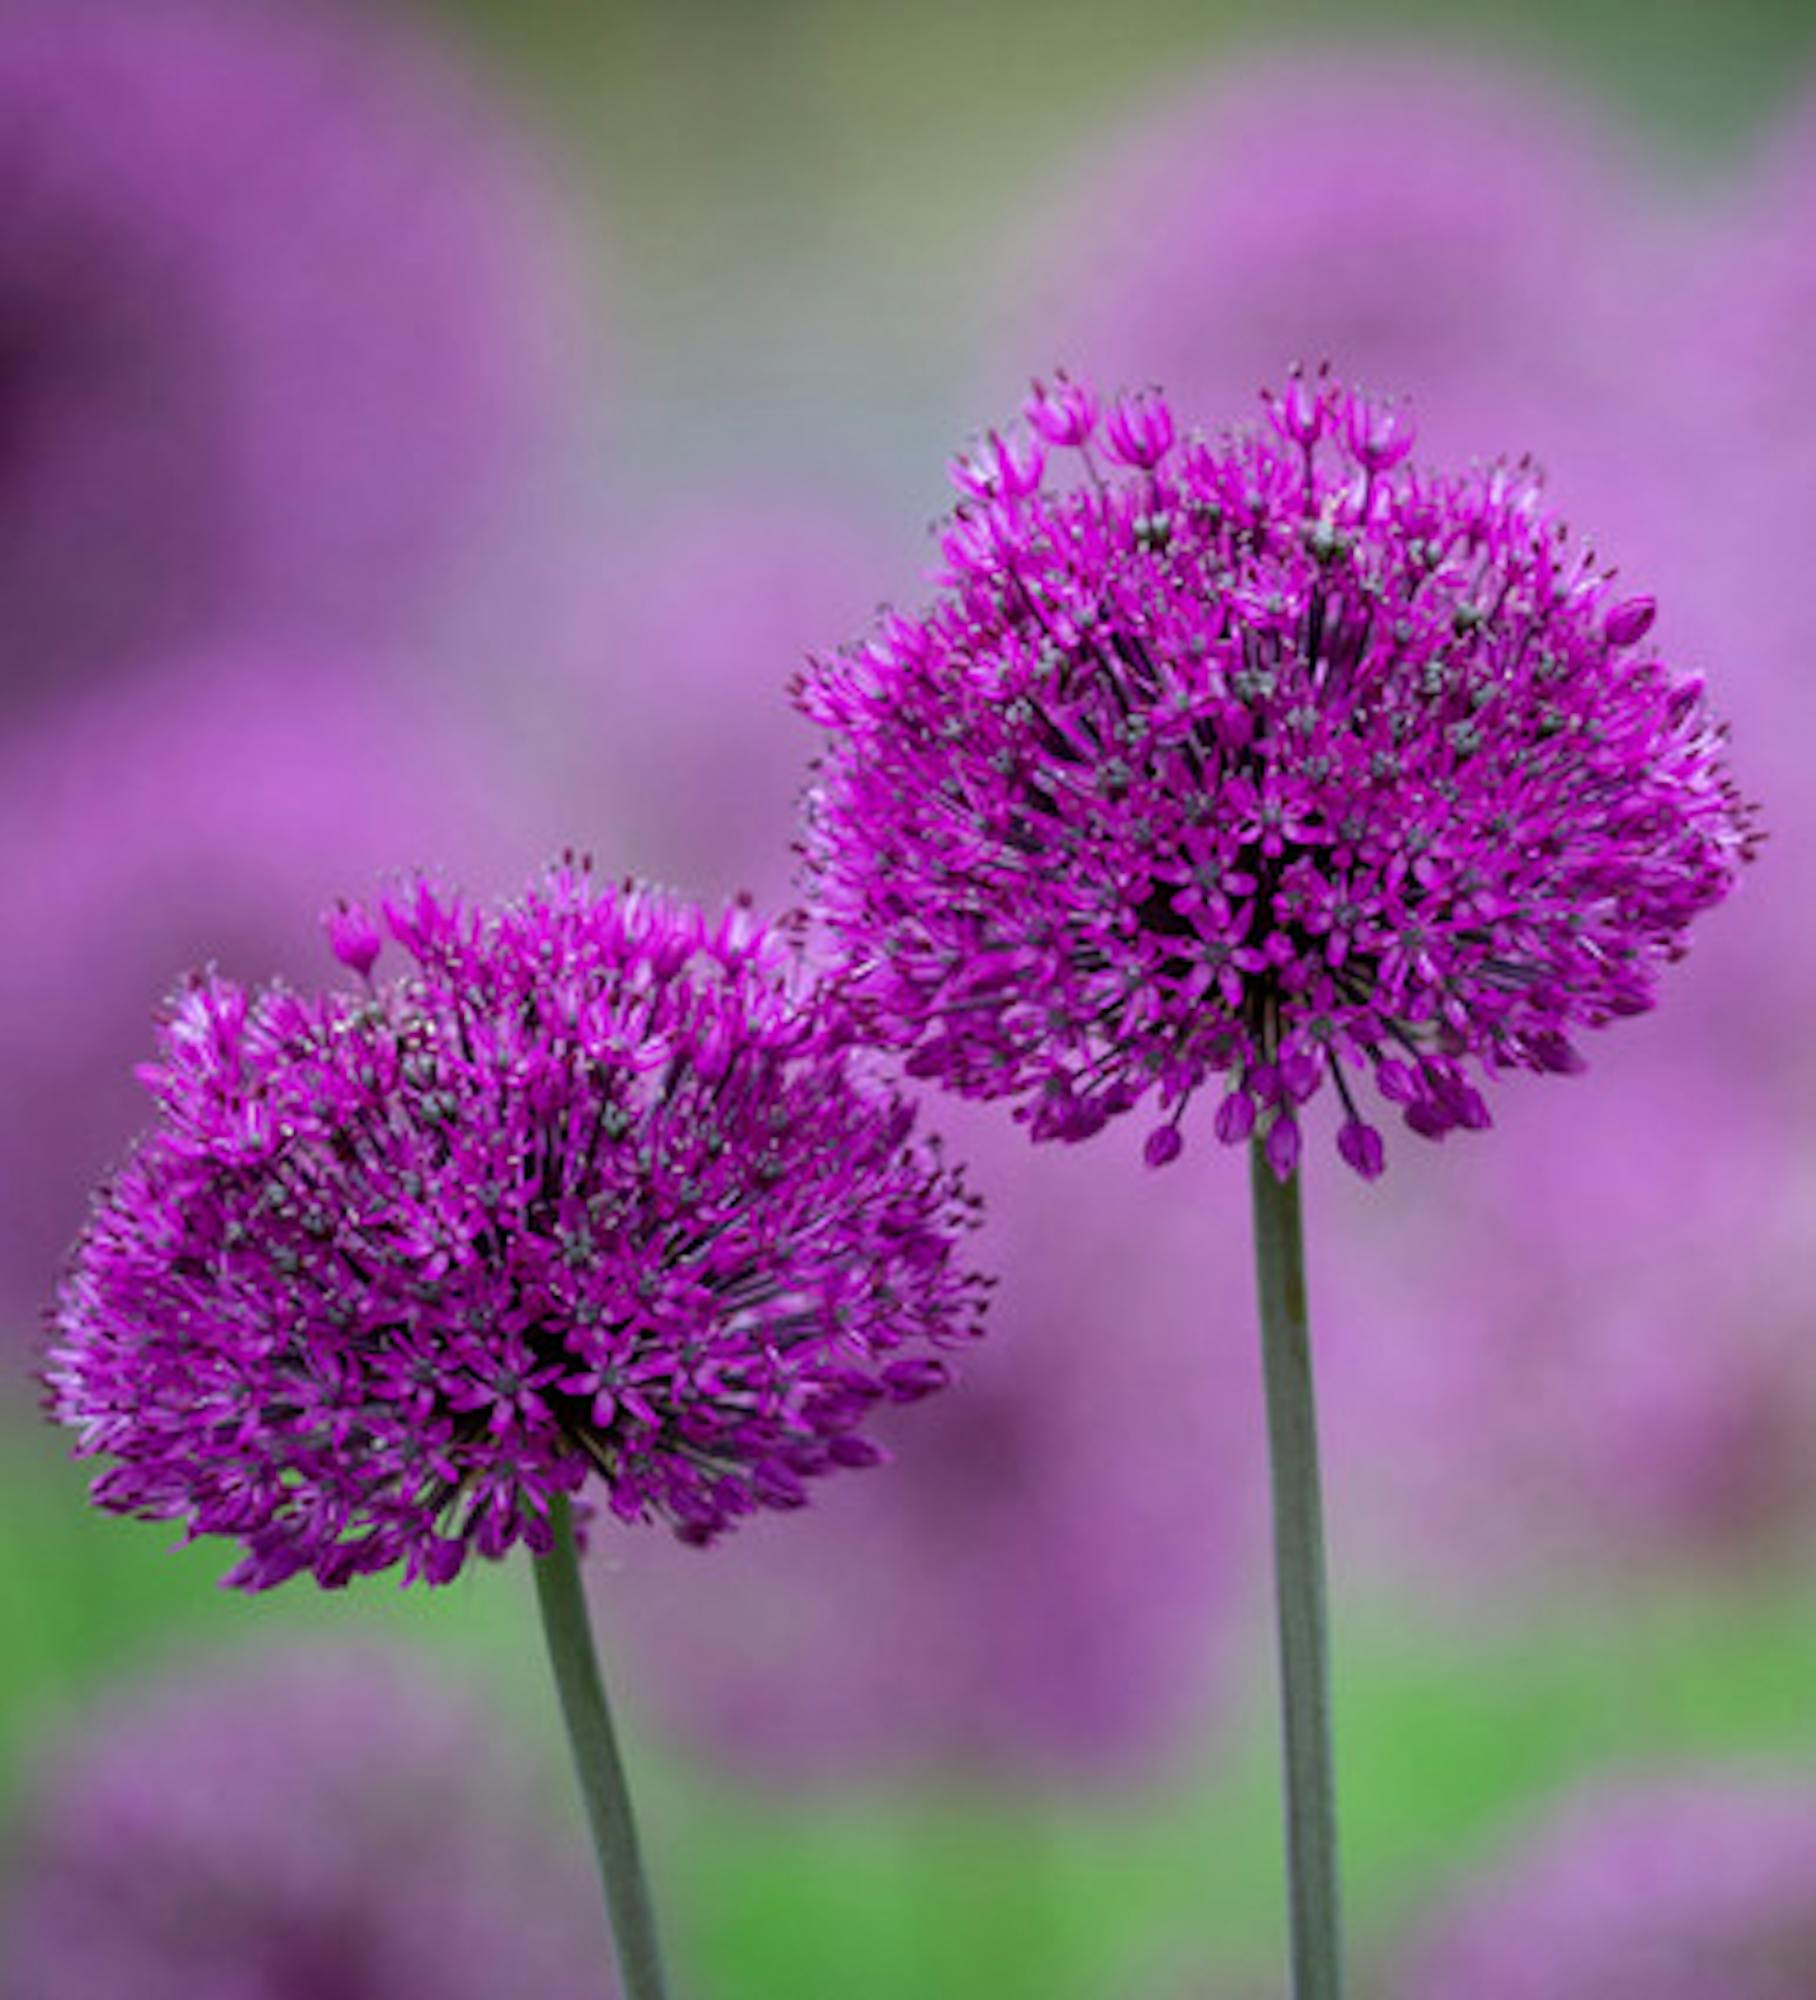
798,369 -> 1756,1178
47,867 -> 986,1590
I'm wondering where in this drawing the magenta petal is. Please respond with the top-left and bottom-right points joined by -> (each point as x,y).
1404,1098 -> 1453,1141
1214,1089 -> 1257,1145
1603,595 -> 1658,647
322,899 -> 382,978
1264,1115 -> 1302,1181
1375,1058 -> 1418,1104
1279,1044 -> 1323,1104
1336,1119 -> 1386,1180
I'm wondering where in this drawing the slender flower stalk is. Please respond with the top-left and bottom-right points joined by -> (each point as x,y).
797,369 -> 1754,1998
1248,1146 -> 1341,1998
536,1493 -> 670,2000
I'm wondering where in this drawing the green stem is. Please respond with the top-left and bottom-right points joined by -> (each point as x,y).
534,1492 -> 672,2000
1247,1141 -> 1344,2000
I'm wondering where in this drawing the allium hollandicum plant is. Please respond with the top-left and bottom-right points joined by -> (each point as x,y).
46,865 -> 992,2000
798,368 -> 1756,1181
47,866 -> 986,1594
796,365 -> 1755,2000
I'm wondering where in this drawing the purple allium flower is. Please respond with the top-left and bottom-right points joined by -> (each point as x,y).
604,1111 -> 1259,1785
798,372 -> 1755,1179
1400,1772 -> 1816,1998
0,644 -> 525,1341
0,0 -> 579,705
45,866 -> 987,1589
1,1643 -> 611,2000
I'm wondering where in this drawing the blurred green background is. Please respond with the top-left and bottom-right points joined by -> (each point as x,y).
7,1415 -> 1815,1995
438,0 -> 1816,464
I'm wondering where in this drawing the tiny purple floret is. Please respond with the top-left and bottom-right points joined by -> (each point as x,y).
322,897 -> 383,979
1025,371 -> 1100,448
798,368 -> 1757,1177
1264,1114 -> 1303,1182
1603,594 -> 1659,648
1215,1090 -> 1258,1146
45,865 -> 988,1590
1336,1119 -> 1386,1181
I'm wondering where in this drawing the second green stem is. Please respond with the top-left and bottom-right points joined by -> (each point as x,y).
1248,1139 -> 1344,2000
534,1490 -> 672,2000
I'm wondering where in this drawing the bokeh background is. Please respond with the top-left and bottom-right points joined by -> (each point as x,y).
3,1 -> 1814,1994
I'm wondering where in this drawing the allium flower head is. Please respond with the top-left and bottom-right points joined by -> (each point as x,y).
46,867 -> 986,1590
799,371 -> 1755,1177
1401,1772 -> 1816,1999
2,1644 -> 610,2000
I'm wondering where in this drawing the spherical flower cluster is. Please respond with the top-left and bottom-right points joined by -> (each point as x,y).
0,0 -> 577,705
2,1644 -> 611,2000
799,371 -> 1755,1178
46,868 -> 986,1589
1401,1771 -> 1816,1998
